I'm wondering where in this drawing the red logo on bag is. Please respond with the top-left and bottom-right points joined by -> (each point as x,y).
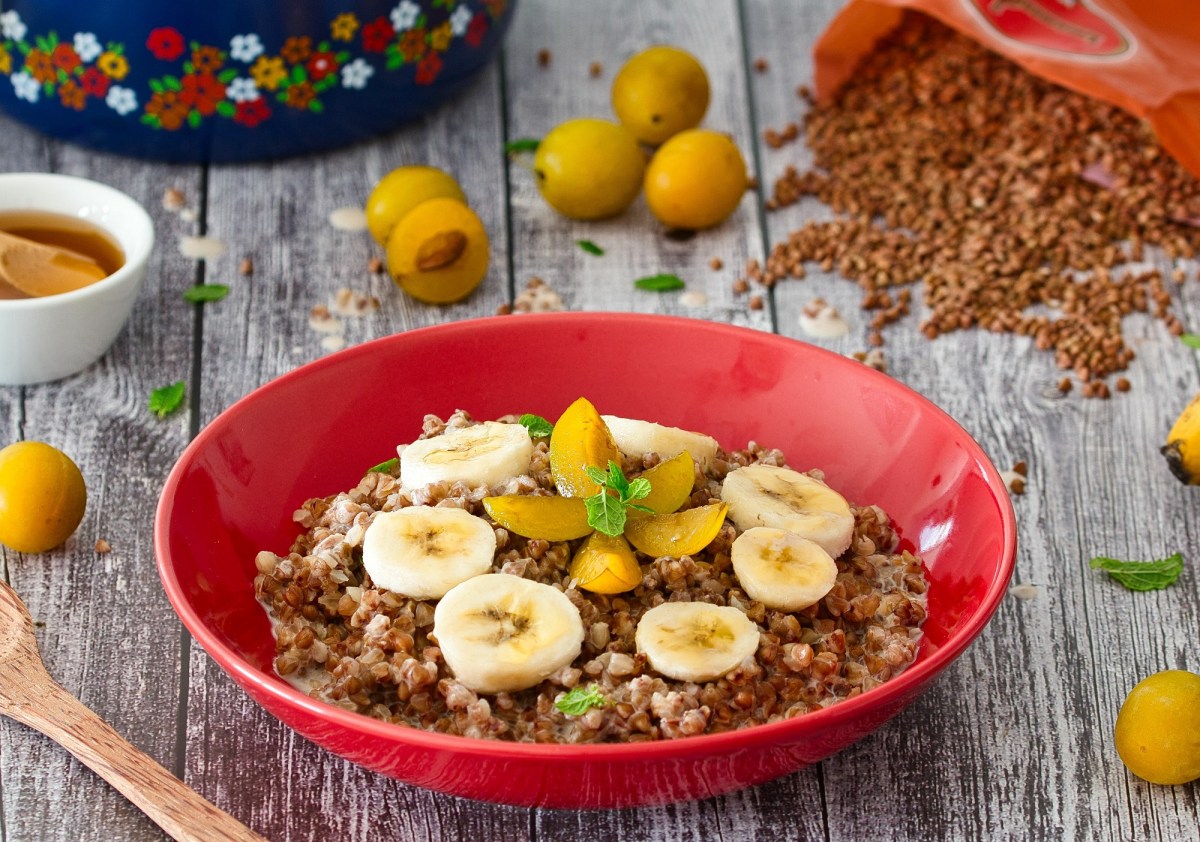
968,0 -> 1131,57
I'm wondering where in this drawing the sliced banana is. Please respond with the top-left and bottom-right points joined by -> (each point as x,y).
400,421 -> 533,491
362,507 -> 496,600
433,574 -> 585,694
731,527 -> 838,611
635,601 -> 760,683
720,463 -> 854,558
601,415 -> 719,471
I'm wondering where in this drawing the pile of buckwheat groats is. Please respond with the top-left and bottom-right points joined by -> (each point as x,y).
747,12 -> 1200,397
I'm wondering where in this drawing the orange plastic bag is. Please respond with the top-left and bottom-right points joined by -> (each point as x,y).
814,0 -> 1200,179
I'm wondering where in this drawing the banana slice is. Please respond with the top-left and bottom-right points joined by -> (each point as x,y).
400,421 -> 533,491
601,415 -> 719,470
720,464 -> 854,558
635,601 -> 760,683
731,527 -> 838,610
362,507 -> 496,599
433,574 -> 585,693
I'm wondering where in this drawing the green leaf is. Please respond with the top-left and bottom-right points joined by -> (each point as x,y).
35,36 -> 51,53
308,99 -> 324,113
189,41 -> 200,51
576,239 -> 604,256
164,75 -> 181,91
182,61 -> 194,75
186,110 -> 201,128
313,76 -> 335,93
215,100 -> 235,118
584,465 -> 608,487
148,381 -> 186,418
634,273 -> 686,292
585,491 -> 626,537
42,81 -> 53,96
367,457 -> 400,474
504,138 -> 540,155
386,53 -> 403,70
141,113 -> 161,128
555,685 -> 608,716
626,477 -> 651,501
291,65 -> 306,83
1089,553 -> 1184,592
1181,334 -> 1200,349
17,42 -> 31,55
317,40 -> 331,52
149,78 -> 164,93
217,68 -> 237,83
336,51 -> 350,63
518,414 -> 554,438
182,284 -> 230,303
56,69 -> 67,83
606,460 -> 629,497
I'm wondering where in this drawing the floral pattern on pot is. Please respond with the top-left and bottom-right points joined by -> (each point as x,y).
0,1 -> 506,131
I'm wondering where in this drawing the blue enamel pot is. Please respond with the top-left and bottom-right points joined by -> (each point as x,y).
0,0 -> 515,162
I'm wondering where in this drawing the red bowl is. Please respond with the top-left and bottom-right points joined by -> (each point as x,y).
155,312 -> 1016,808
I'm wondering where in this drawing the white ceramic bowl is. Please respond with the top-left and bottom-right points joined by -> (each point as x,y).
0,173 -> 154,385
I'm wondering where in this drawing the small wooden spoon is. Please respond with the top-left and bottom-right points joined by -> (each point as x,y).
0,578 -> 267,842
0,229 -> 108,297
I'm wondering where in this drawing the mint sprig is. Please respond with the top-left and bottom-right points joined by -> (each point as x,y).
584,461 -> 653,536
1089,553 -> 1184,591
634,273 -> 685,292
148,381 -> 185,418
367,457 -> 399,474
505,138 -> 540,155
518,413 -> 554,438
555,685 -> 609,716
182,283 -> 230,303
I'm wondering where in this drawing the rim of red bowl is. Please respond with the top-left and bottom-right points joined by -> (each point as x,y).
155,312 -> 1017,764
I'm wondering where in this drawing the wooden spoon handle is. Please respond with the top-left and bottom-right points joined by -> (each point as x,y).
5,680 -> 266,842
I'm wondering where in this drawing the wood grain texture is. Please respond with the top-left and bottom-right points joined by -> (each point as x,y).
503,0 -> 769,329
3,0 -> 1200,838
0,118 -> 202,841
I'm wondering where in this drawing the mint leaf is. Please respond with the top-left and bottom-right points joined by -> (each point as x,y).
606,460 -> 629,497
182,283 -> 230,303
1181,334 -> 1200,349
505,137 -> 540,155
148,381 -> 185,418
634,273 -> 685,292
586,491 -> 627,537
1089,553 -> 1184,591
576,239 -> 604,256
368,457 -> 399,474
584,465 -> 609,486
555,685 -> 608,716
518,413 -> 554,438
626,477 -> 651,500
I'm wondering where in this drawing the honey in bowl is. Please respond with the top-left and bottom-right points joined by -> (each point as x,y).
0,210 -> 124,300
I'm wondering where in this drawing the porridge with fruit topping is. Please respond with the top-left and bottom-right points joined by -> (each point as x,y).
254,398 -> 927,742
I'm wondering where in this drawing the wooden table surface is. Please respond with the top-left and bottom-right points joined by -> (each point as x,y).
2,1 -> 1199,839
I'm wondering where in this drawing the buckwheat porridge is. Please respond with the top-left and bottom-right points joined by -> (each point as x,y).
253,399 -> 927,743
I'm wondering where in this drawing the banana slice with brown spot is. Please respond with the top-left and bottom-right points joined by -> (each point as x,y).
362,506 -> 496,600
433,574 -> 585,694
720,463 -> 854,558
400,421 -> 533,491
731,526 -> 838,611
635,601 -> 760,683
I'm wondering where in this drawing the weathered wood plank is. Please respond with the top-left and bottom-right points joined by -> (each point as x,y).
503,0 -> 770,330
0,114 -> 201,840
745,1 -> 1200,839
